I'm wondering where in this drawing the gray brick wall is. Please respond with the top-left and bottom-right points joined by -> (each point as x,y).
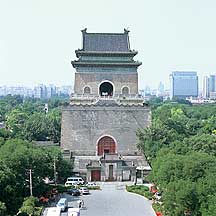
60,105 -> 151,156
74,72 -> 138,95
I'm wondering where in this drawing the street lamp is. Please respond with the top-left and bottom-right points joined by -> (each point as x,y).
26,169 -> 33,196
53,157 -> 58,186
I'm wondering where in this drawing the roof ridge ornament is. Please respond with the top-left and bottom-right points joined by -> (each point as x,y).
124,28 -> 130,34
81,28 -> 87,33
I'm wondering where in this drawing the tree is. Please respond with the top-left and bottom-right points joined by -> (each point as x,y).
0,201 -> 6,216
148,150 -> 184,187
19,196 -> 41,216
22,110 -> 61,143
0,139 -> 72,214
46,108 -> 61,143
0,159 -> 17,214
137,118 -> 180,160
201,195 -> 216,216
0,128 -> 11,140
183,134 -> 216,156
163,180 -> 199,216
202,115 -> 216,134
22,113 -> 50,141
137,102 -> 216,215
6,109 -> 28,138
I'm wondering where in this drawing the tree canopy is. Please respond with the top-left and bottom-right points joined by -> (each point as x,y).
137,101 -> 216,216
0,95 -> 71,215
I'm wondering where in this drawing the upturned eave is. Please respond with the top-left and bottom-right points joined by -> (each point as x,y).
71,61 -> 142,68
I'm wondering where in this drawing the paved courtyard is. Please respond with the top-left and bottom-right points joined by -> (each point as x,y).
61,182 -> 156,216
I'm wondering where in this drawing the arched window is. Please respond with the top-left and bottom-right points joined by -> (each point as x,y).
97,136 -> 116,156
84,86 -> 91,94
99,82 -> 113,97
122,86 -> 129,95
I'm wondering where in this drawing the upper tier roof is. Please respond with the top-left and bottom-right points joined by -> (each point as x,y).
82,28 -> 130,52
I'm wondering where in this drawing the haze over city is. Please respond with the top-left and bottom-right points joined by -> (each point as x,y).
1,0 -> 216,89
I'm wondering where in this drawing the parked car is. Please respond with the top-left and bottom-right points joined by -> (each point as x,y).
67,189 -> 81,196
86,182 -> 98,188
79,187 -> 89,195
56,198 -> 68,212
65,177 -> 84,187
68,208 -> 80,216
46,207 -> 61,216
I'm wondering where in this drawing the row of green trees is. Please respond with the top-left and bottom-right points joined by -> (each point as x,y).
0,139 -> 72,215
0,95 -> 71,215
0,95 -> 68,143
137,100 -> 216,216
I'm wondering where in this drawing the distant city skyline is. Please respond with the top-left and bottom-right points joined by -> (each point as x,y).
0,84 -> 72,98
1,1 -> 216,89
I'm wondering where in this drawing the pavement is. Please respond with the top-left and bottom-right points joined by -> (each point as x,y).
44,182 -> 156,216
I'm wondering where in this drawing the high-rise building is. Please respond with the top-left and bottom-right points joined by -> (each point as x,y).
208,74 -> 216,94
170,71 -> 198,99
203,76 -> 209,98
46,84 -> 57,98
157,81 -> 165,96
34,84 -> 47,99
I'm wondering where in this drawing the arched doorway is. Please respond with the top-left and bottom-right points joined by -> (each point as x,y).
99,82 -> 113,97
97,136 -> 116,156
83,86 -> 91,95
122,86 -> 129,96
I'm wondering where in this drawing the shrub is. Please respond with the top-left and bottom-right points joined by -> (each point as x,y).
126,185 -> 152,200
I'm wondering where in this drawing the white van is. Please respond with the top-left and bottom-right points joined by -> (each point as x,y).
65,177 -> 84,187
56,198 -> 68,212
67,208 -> 80,216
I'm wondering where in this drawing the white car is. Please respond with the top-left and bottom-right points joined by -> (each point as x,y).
79,187 -> 89,195
68,208 -> 80,216
46,207 -> 61,216
56,198 -> 68,212
86,182 -> 98,188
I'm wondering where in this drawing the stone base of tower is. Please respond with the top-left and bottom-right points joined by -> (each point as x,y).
60,98 -> 151,182
63,153 -> 150,182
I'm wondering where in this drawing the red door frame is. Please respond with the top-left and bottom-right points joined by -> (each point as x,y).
97,136 -> 116,156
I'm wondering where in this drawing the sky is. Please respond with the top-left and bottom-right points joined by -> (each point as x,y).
0,0 -> 216,90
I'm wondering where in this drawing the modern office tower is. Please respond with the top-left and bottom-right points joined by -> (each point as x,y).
203,76 -> 209,98
46,84 -> 57,98
208,74 -> 216,94
144,86 -> 151,96
158,81 -> 164,93
170,71 -> 198,99
157,81 -> 165,96
34,84 -> 47,99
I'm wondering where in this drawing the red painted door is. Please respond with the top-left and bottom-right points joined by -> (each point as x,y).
97,136 -> 116,156
91,170 -> 101,181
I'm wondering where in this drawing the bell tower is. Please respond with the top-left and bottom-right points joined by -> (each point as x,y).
61,29 -> 151,182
